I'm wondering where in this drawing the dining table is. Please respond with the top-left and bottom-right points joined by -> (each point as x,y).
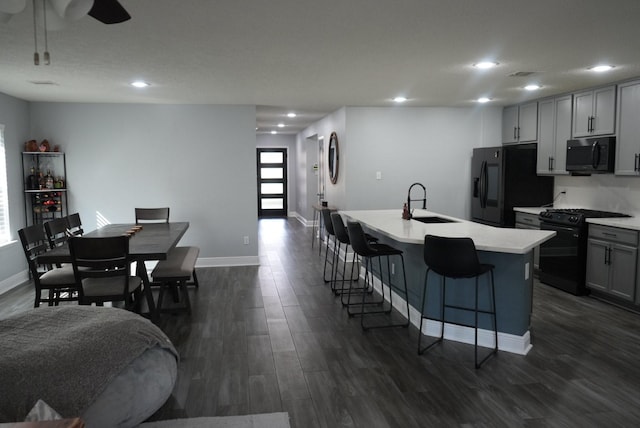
37,222 -> 189,321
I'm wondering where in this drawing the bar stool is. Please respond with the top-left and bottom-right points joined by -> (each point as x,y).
418,235 -> 498,369
330,212 -> 378,297
346,221 -> 410,330
321,208 -> 338,284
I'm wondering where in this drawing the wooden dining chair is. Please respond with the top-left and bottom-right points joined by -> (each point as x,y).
66,212 -> 84,236
44,217 -> 71,250
68,235 -> 143,311
18,224 -> 79,307
135,207 -> 170,223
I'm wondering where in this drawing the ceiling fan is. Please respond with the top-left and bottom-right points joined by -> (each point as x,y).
0,0 -> 131,25
0,0 -> 131,65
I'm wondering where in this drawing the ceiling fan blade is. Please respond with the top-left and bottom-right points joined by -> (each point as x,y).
88,0 -> 130,24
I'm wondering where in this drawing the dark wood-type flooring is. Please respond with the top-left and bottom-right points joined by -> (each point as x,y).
2,218 -> 640,427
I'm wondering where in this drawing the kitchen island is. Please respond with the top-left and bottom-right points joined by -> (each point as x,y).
340,209 -> 556,355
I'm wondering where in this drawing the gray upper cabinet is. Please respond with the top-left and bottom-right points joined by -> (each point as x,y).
572,85 -> 616,137
502,105 -> 519,144
615,80 -> 640,175
536,95 -> 572,175
502,102 -> 538,144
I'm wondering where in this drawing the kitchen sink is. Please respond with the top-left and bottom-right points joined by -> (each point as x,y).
411,216 -> 458,224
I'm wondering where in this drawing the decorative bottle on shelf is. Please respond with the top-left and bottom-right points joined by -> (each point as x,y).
45,170 -> 54,189
37,168 -> 45,190
26,166 -> 38,190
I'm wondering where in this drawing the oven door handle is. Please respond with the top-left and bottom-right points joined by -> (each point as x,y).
542,223 -> 580,236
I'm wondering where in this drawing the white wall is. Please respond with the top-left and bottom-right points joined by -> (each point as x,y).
28,103 -> 259,265
297,108 -> 347,220
0,92 -> 30,293
555,174 -> 640,215
256,134 -> 297,216
342,106 -> 501,218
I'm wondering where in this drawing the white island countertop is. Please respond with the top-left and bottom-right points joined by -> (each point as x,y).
340,209 -> 556,255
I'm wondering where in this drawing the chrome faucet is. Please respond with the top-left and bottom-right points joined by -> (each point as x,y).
407,182 -> 426,219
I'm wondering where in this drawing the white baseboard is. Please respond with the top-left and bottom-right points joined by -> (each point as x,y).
364,269 -> 532,356
293,212 -> 316,228
0,270 -> 29,296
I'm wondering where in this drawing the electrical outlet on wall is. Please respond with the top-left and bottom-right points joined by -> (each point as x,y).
243,236 -> 249,245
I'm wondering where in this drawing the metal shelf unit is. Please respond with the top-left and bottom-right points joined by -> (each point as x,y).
21,151 -> 68,226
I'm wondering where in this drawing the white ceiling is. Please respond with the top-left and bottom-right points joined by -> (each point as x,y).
1,0 -> 640,135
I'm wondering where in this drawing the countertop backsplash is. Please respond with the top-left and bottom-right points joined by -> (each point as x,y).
554,175 -> 640,216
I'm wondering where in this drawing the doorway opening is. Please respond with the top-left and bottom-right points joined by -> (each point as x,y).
257,148 -> 288,217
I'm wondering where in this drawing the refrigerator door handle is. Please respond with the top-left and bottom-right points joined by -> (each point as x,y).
479,161 -> 487,208
591,141 -> 601,169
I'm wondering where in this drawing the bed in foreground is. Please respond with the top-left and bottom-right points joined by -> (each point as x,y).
0,306 -> 178,427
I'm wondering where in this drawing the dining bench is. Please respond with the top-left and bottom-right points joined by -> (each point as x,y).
151,246 -> 200,314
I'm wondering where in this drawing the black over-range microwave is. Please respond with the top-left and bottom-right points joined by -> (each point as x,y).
566,136 -> 616,174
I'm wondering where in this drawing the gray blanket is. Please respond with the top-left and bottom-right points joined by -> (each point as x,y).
0,306 -> 177,422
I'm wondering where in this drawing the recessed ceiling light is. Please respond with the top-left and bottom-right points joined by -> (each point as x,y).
393,96 -> 407,103
271,130 -> 277,135
589,65 -> 614,72
287,112 -> 297,118
477,97 -> 492,103
473,61 -> 499,69
524,84 -> 541,91
130,81 -> 150,88
277,123 -> 285,128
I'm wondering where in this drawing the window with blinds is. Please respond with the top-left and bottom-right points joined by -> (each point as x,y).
0,125 -> 10,245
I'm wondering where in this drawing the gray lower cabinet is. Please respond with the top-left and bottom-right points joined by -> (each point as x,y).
515,212 -> 541,269
586,225 -> 638,302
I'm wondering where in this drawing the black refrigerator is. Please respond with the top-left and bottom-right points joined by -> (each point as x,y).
471,143 -> 554,227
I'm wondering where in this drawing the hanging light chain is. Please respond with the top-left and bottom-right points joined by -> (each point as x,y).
32,0 -> 51,66
42,0 -> 50,64
32,0 -> 39,65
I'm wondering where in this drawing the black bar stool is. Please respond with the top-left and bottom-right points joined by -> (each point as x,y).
321,208 -> 338,284
330,212 -> 378,297
346,221 -> 410,330
418,234 -> 498,369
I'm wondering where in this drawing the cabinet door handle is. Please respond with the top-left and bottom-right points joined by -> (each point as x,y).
513,127 -> 517,140
602,232 -> 618,238
517,127 -> 521,140
550,157 -> 554,171
635,153 -> 639,172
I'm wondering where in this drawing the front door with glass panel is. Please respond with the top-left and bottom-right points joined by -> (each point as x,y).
257,148 -> 288,217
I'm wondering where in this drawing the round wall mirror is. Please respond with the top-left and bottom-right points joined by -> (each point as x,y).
328,132 -> 339,184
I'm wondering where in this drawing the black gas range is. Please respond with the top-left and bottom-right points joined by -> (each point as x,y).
538,208 -> 631,295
